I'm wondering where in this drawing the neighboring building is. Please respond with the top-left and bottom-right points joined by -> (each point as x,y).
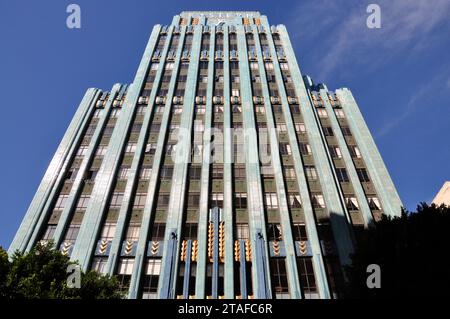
433,181 -> 450,206
9,11 -> 402,299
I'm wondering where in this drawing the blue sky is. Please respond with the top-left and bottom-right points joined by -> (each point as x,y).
0,0 -> 449,248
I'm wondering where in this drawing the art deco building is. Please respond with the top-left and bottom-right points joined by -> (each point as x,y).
9,11 -> 402,299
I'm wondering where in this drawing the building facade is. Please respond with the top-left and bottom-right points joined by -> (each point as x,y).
9,11 -> 402,299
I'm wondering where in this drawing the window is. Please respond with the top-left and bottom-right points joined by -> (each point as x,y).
117,258 -> 134,292
323,127 -> 334,136
299,143 -> 312,155
234,166 -> 246,179
110,192 -> 124,209
85,169 -> 98,181
119,166 -> 130,179
328,146 -> 342,159
295,123 -> 306,133
341,127 -> 352,136
189,166 -> 202,179
368,197 -> 381,210
210,193 -> 223,209
317,109 -> 328,118
165,62 -> 175,70
145,143 -> 157,155
279,143 -> 292,155
305,166 -> 317,181
76,146 -> 88,156
187,194 -> 200,207
264,62 -> 274,70
270,258 -> 289,299
265,193 -> 278,209
133,193 -> 147,209
85,124 -> 97,136
166,144 -> 177,155
103,125 -> 114,137
267,224 -> 283,241
110,108 -> 121,118
137,105 -> 146,115
93,109 -> 103,118
356,168 -> 370,182
311,194 -> 325,208
151,63 -> 159,70
279,63 -> 289,70
334,109 -> 345,118
346,197 -> 359,210
349,145 -> 362,158
96,145 -> 107,156
283,166 -> 296,180
172,105 -> 183,114
297,257 -> 318,299
54,195 -> 69,210
131,123 -> 142,133
336,168 -> 349,183
91,257 -> 107,274
235,193 -> 247,209
184,223 -> 198,240
41,225 -> 56,241
151,223 -> 166,241
76,195 -> 90,209
65,224 -> 80,243
140,166 -> 152,179
261,165 -> 274,178
66,168 -> 79,181
126,223 -> 141,241
289,194 -> 302,208
252,75 -> 261,83
276,123 -> 287,133
141,258 -> 162,299
236,224 -> 250,240
125,143 -> 137,153
255,106 -> 265,114
195,105 -> 206,114
292,224 -> 308,241
150,123 -> 161,132
211,166 -> 223,179
156,194 -> 170,208
232,89 -> 240,97
100,222 -> 116,241
194,122 -> 204,132
250,62 -> 259,70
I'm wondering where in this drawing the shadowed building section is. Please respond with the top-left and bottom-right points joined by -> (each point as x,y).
9,11 -> 402,299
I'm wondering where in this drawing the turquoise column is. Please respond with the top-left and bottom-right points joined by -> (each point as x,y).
158,22 -> 203,298
236,24 -> 272,299
335,88 -> 402,217
71,25 -> 162,271
277,25 -> 355,268
222,24 -> 235,299
106,26 -> 175,281
319,89 -> 374,227
9,87 -> 99,255
252,25 -> 301,299
195,24 -> 215,299
128,21 -> 186,299
52,85 -> 120,248
262,17 -> 331,298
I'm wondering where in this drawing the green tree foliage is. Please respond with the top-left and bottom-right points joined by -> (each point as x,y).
345,203 -> 450,298
0,242 -> 123,299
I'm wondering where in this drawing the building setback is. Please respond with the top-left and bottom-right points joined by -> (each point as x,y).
9,11 -> 402,299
